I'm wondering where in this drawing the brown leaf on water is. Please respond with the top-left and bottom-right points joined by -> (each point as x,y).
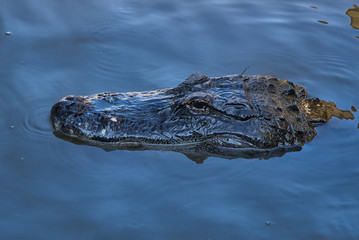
346,4 -> 359,29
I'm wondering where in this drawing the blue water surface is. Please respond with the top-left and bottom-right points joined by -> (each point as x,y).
1,0 -> 358,239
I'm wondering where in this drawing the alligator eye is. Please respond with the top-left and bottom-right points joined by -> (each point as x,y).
191,100 -> 208,109
186,99 -> 211,112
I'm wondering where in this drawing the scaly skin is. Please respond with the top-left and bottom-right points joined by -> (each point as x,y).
50,73 -> 354,161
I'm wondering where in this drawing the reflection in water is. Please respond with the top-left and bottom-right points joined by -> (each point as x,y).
346,4 -> 359,29
53,131 -> 303,163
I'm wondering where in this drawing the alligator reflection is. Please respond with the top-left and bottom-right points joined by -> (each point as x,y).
346,4 -> 359,29
54,131 -> 304,163
51,73 -> 354,163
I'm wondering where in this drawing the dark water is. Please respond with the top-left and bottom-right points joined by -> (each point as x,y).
1,0 -> 359,239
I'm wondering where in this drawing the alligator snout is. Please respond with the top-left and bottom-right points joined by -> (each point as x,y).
50,96 -> 93,135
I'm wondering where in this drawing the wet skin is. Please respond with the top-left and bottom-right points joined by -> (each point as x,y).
50,73 -> 354,161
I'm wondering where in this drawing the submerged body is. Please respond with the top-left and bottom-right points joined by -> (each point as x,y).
50,73 -> 354,161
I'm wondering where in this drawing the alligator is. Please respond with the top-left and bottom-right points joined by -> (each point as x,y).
50,73 -> 354,162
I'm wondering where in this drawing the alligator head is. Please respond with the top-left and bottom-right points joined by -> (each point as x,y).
50,73 -> 354,162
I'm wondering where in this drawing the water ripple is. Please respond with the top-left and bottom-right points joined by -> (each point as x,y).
13,98 -> 54,144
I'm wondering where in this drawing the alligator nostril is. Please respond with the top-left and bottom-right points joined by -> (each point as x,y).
64,96 -> 76,101
62,95 -> 87,103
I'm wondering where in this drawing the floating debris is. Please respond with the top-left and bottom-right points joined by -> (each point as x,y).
346,4 -> 359,30
355,36 -> 359,39
5,31 -> 12,36
318,20 -> 329,25
310,6 -> 318,9
10,125 -> 15,129
351,106 -> 357,112
266,221 -> 272,226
